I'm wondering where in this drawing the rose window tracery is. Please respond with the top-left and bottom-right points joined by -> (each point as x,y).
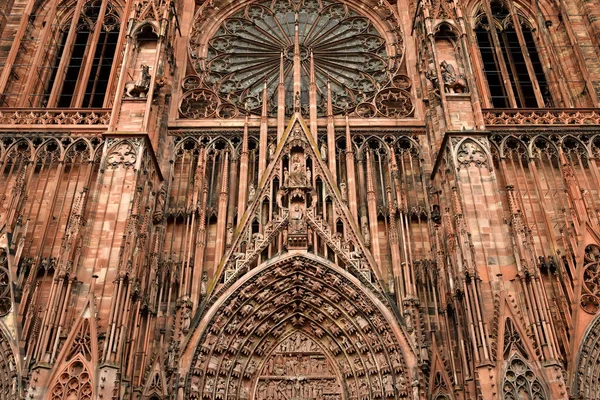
187,0 -> 407,118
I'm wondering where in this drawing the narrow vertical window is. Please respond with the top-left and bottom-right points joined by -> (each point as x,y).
41,0 -> 120,108
475,2 -> 550,108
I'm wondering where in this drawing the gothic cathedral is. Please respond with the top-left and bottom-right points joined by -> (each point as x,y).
1,0 -> 600,398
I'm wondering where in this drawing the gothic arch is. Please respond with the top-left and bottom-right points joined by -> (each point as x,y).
0,322 -> 19,400
453,138 -> 492,169
181,252 -> 417,399
501,355 -> 548,400
573,311 -> 600,398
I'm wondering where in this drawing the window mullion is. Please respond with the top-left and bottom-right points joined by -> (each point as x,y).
507,5 -> 545,107
73,0 -> 109,108
86,31 -> 109,107
481,3 -> 518,108
17,0 -> 60,107
500,30 -> 526,107
103,1 -> 132,108
46,0 -> 87,107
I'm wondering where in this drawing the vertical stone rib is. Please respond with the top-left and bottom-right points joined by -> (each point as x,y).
365,150 -> 381,269
345,116 -> 358,224
259,82 -> 269,178
238,116 -> 250,225
326,80 -> 337,181
214,151 -> 229,262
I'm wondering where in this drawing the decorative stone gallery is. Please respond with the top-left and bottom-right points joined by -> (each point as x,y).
1,0 -> 600,399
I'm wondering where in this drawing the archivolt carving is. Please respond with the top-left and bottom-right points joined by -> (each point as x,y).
573,312 -> 600,398
0,250 -> 11,318
185,255 -> 412,399
0,326 -> 18,400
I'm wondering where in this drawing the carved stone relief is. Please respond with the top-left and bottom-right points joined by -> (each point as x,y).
185,256 -> 411,399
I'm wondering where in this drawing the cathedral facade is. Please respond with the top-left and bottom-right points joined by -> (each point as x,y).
0,0 -> 600,398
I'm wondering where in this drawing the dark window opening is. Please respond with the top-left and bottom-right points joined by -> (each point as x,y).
58,27 -> 90,107
40,1 -> 120,108
475,21 -> 509,108
475,2 -> 552,108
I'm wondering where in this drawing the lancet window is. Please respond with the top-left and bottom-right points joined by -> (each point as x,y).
2,0 -> 120,108
474,1 -> 550,108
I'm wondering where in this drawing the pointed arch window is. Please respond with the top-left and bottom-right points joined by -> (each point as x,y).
39,0 -> 120,108
474,1 -> 550,108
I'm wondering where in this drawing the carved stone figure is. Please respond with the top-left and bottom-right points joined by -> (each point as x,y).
153,184 -> 167,223
268,142 -> 276,160
320,142 -> 328,161
340,181 -> 347,202
283,167 -> 290,187
361,220 -> 371,247
226,223 -> 234,246
440,60 -> 467,93
181,306 -> 191,333
125,64 -> 151,98
248,184 -> 256,202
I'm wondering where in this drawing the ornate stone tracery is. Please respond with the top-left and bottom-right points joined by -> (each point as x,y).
581,244 -> 600,314
184,254 -> 414,400
184,0 -> 411,119
0,326 -> 18,400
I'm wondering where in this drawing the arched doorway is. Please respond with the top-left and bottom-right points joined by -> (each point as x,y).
182,253 -> 416,399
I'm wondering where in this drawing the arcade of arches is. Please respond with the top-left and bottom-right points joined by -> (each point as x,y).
0,0 -> 600,399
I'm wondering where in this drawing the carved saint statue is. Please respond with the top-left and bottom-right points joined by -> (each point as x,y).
226,223 -> 234,246
294,91 -> 301,112
305,167 -> 311,185
181,307 -> 191,333
320,142 -> 327,161
292,204 -> 303,220
361,220 -> 371,247
289,154 -> 306,187
248,184 -> 256,202
340,181 -> 347,202
276,188 -> 285,210
153,184 -> 167,223
283,167 -> 290,187
268,142 -> 276,160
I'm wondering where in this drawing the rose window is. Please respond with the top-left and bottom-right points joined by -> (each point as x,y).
187,0 -> 407,118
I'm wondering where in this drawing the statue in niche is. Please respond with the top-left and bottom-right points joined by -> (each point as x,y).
310,188 -> 318,209
153,184 -> 167,223
440,60 -> 467,93
294,91 -> 301,112
425,67 -> 441,99
276,188 -> 285,210
290,154 -> 303,186
361,220 -> 371,247
226,223 -> 234,246
283,168 -> 290,187
292,204 -> 303,220
340,181 -> 347,202
248,183 -> 256,202
305,167 -> 311,185
124,64 -> 151,98
181,306 -> 191,333
268,142 -> 276,160
320,142 -> 327,161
